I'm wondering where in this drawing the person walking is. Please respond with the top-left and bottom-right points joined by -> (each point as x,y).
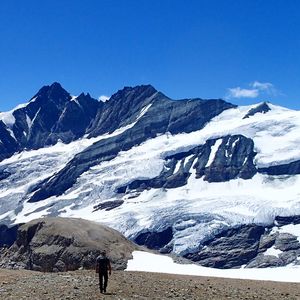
96,250 -> 112,294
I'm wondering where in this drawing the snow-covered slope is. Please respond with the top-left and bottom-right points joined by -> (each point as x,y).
0,84 -> 300,269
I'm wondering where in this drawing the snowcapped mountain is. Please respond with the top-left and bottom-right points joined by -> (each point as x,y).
0,82 -> 101,160
0,83 -> 300,269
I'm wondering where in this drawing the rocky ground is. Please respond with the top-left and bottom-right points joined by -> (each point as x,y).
0,269 -> 299,299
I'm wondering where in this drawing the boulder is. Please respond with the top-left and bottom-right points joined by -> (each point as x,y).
246,254 -> 283,268
258,233 -> 276,253
274,233 -> 300,251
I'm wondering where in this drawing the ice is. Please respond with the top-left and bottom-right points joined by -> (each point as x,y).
205,138 -> 222,167
0,96 -> 37,128
0,111 -> 16,128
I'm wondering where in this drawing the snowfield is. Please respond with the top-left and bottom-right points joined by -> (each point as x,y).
126,251 -> 300,283
1,102 -> 300,258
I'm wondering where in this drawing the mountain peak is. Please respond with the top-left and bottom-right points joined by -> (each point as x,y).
50,81 -> 63,89
110,84 -> 157,101
30,82 -> 71,109
123,84 -> 157,92
34,82 -> 70,99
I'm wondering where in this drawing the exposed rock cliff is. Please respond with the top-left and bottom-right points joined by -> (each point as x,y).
0,217 -> 138,272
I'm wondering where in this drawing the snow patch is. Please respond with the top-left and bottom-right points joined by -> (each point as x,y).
126,251 -> 300,283
264,246 -> 282,257
70,95 -> 80,105
271,224 -> 300,242
99,95 -> 110,102
26,114 -> 32,130
205,138 -> 222,167
0,111 -> 16,128
174,161 -> 181,174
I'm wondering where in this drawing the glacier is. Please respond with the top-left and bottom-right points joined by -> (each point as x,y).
1,101 -> 300,261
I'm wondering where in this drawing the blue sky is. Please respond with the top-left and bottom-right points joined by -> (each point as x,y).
1,0 -> 300,111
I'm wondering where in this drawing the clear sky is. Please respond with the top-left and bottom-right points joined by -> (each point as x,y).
1,0 -> 300,111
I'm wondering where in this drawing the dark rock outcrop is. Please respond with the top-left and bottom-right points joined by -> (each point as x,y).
0,224 -> 20,247
134,227 -> 173,251
274,233 -> 300,251
0,217 -> 138,272
0,169 -> 10,181
180,218 -> 300,269
0,121 -> 19,161
243,102 -> 271,119
258,160 -> 300,176
203,135 -> 257,182
257,234 -> 276,253
278,250 -> 300,265
117,135 -> 257,194
275,215 -> 300,226
184,224 -> 265,268
93,200 -> 124,211
246,231 -> 300,268
246,254 -> 283,268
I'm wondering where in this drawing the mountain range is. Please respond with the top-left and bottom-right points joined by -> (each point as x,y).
0,82 -> 300,269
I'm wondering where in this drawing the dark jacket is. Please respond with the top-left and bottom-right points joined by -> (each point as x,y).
96,254 -> 112,274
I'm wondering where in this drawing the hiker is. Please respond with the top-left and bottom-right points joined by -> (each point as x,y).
96,250 -> 112,294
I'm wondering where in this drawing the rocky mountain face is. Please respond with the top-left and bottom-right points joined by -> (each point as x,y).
29,92 -> 233,203
117,134 -> 257,193
184,215 -> 300,268
0,217 -> 138,272
0,83 -> 300,270
0,82 -> 101,160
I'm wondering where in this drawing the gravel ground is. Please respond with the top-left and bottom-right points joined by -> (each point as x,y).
0,269 -> 299,300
